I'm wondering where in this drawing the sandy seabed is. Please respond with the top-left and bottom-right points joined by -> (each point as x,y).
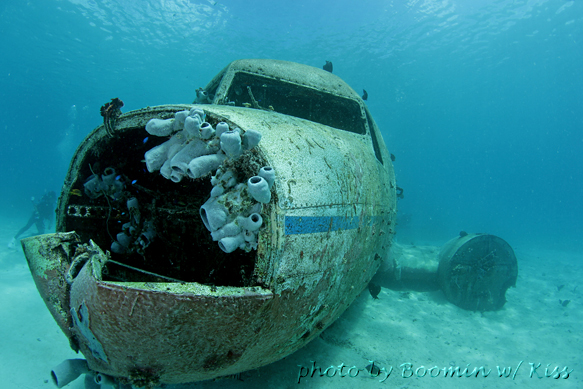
1,218 -> 581,389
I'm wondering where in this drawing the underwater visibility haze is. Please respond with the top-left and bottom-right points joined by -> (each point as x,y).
1,0 -> 582,249
0,0 -> 582,388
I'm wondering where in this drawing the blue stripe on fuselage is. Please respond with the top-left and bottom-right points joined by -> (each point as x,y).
284,215 -> 376,235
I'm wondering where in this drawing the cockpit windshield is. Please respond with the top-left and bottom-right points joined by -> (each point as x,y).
225,72 -> 367,135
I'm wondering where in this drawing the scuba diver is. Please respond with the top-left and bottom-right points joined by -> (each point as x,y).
7,191 -> 57,249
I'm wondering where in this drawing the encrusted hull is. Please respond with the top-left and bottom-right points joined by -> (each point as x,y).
23,59 -> 397,385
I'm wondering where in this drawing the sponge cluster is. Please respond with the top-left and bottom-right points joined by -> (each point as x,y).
144,108 -> 261,183
144,109 -> 274,253
200,166 -> 274,253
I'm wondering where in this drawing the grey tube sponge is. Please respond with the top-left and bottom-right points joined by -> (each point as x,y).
200,122 -> 215,139
219,234 -> 246,253
137,221 -> 156,249
83,167 -> 124,199
160,160 -> 173,180
101,167 -> 116,186
211,168 -> 237,189
83,175 -> 102,199
146,118 -> 174,136
169,170 -> 184,183
211,221 -> 241,241
127,197 -> 139,211
187,153 -> 226,179
239,213 -> 263,232
94,373 -> 116,388
258,166 -> 275,189
215,121 -> 229,137
173,110 -> 190,130
220,130 -> 242,158
110,241 -> 126,254
51,359 -> 90,388
247,176 -> 271,203
210,184 -> 225,198
144,135 -> 181,172
242,129 -> 262,150
189,107 -> 205,118
184,115 -> 202,138
169,139 -> 209,181
200,168 -> 269,253
200,197 -> 229,232
116,232 -> 132,248
144,145 -> 167,172
110,198 -> 156,254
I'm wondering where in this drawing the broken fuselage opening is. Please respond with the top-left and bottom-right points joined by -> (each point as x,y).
59,110 -> 267,287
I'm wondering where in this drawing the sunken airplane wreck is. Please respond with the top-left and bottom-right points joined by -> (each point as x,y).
22,59 -> 397,387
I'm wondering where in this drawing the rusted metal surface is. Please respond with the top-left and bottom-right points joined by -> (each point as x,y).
67,269 -> 358,385
22,232 -> 80,342
70,255 -> 274,383
438,233 -> 518,311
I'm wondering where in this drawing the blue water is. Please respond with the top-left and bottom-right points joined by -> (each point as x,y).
1,0 -> 581,249
1,2 -> 582,387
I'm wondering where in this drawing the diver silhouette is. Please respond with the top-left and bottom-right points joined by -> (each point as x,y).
8,191 -> 57,249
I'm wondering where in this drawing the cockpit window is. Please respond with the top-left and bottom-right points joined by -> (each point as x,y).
226,72 -> 367,135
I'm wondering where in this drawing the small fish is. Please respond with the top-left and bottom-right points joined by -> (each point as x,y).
460,231 -> 468,237
560,299 -> 570,307
70,189 -> 82,196
115,175 -> 122,181
131,179 -> 137,185
323,60 -> 333,73
362,89 -> 368,101
557,284 -> 564,291
368,282 -> 381,299
143,137 -> 149,144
